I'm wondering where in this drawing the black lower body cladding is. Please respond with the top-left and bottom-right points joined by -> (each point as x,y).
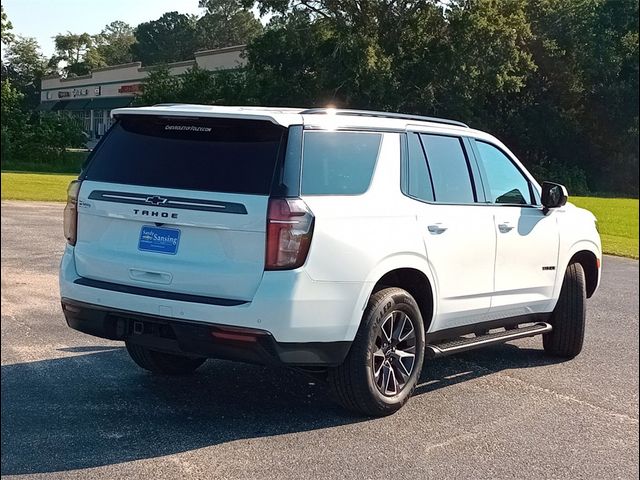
61,299 -> 350,367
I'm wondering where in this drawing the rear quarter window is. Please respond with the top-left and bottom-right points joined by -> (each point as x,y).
301,131 -> 382,195
83,115 -> 286,195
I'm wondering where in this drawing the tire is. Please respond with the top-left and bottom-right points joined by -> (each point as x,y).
125,341 -> 206,375
328,287 -> 425,417
543,262 -> 586,358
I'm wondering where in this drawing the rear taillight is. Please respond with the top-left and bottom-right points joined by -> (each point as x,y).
63,180 -> 81,246
266,198 -> 314,270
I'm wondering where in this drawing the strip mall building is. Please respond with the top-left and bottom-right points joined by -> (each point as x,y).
38,45 -> 245,143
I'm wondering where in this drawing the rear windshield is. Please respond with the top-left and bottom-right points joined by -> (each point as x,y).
83,115 -> 286,195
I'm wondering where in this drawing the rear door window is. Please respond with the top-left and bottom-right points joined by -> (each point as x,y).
419,134 -> 476,204
83,115 -> 286,195
301,131 -> 382,195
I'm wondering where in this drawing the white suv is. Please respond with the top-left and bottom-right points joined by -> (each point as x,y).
59,106 -> 602,416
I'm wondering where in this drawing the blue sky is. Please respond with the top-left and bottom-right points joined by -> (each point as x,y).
3,0 -> 203,58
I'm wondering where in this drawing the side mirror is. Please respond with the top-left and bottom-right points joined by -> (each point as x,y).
541,181 -> 568,214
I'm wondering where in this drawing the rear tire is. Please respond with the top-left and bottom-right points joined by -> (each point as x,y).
543,262 -> 586,358
328,287 -> 425,417
125,341 -> 206,375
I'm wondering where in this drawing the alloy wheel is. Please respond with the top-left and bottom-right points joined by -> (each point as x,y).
372,311 -> 417,396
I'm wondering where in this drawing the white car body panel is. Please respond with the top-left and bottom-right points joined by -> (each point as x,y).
490,206 -> 560,314
61,245 -> 366,343
113,105 -> 304,128
74,180 -> 270,301
551,203 -> 602,302
413,202 -> 496,329
60,105 -> 602,348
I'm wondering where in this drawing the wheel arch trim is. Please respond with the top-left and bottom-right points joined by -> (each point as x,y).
345,254 -> 438,341
554,240 -> 602,301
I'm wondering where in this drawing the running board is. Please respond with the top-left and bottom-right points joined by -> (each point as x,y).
425,322 -> 552,358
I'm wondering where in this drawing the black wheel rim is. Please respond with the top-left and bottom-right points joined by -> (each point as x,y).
372,311 -> 417,396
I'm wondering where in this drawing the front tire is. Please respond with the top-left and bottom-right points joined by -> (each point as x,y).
125,341 -> 206,375
329,287 -> 425,416
543,262 -> 586,358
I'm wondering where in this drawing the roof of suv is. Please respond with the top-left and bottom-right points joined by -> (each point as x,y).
111,104 -> 473,134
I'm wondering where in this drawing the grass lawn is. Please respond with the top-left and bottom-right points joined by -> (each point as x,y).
1,172 -> 638,258
1,172 -> 77,202
571,196 -> 639,259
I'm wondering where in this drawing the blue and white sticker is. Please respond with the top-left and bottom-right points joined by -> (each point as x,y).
138,225 -> 180,255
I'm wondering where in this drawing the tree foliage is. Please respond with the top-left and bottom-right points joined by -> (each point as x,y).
130,7 -> 262,66
500,0 -> 639,194
2,36 -> 48,109
1,10 -> 84,166
137,64 -> 248,106
238,0 -> 638,195
2,1 -> 638,194
49,32 -> 103,77
1,79 -> 84,165
94,21 -> 136,66
132,12 -> 199,65
135,65 -> 182,105
1,79 -> 27,162
1,5 -> 14,45
197,0 -> 263,49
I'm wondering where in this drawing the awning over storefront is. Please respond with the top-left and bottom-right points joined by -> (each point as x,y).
51,100 -> 70,111
88,96 -> 135,110
62,98 -> 92,111
35,101 -> 58,112
36,96 -> 135,113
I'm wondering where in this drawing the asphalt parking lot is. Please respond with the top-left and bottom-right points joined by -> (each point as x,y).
1,200 -> 638,480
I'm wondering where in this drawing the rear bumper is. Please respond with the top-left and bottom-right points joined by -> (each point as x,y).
59,245 -> 370,344
61,298 -> 351,367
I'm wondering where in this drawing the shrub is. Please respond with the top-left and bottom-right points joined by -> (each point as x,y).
1,109 -> 86,171
530,162 -> 590,196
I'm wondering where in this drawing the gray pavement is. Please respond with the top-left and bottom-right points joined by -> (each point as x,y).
1,200 -> 638,479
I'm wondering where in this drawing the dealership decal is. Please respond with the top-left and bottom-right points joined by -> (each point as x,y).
164,125 -> 212,132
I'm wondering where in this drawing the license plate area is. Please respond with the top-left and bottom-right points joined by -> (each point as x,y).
138,225 -> 180,255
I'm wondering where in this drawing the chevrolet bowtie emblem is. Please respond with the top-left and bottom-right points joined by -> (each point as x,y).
145,196 -> 168,205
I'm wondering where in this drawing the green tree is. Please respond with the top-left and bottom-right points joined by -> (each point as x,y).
1,5 -> 14,45
50,32 -> 104,77
245,11 -> 401,107
132,12 -> 198,65
130,0 -> 637,195
572,0 -> 639,194
2,36 -> 47,109
0,7 -> 84,166
243,13 -> 329,105
494,0 -> 639,195
196,0 -> 263,50
135,65 -> 182,105
1,79 -> 85,165
136,63 -> 250,106
178,66 -> 217,103
246,0 -> 538,111
1,79 -> 27,163
94,21 -> 136,66
0,79 -> 22,118
440,0 -> 536,119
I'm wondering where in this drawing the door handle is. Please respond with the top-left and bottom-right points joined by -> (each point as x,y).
427,224 -> 448,234
498,222 -> 515,233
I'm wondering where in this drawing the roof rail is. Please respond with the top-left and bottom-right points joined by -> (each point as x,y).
300,108 -> 469,128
